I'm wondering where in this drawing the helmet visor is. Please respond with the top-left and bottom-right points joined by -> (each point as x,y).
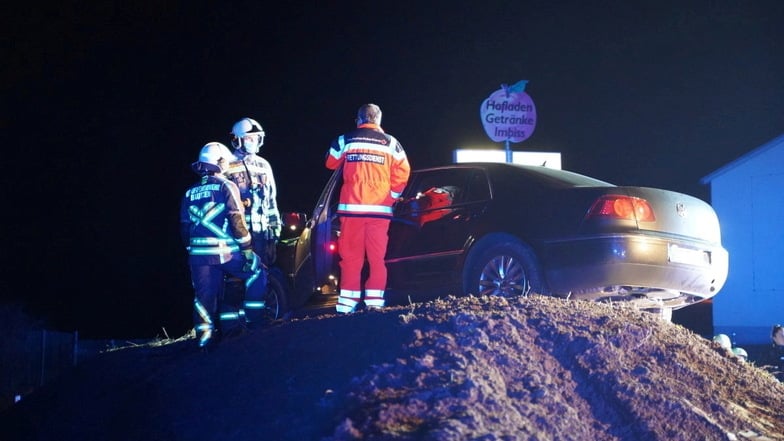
232,133 -> 264,153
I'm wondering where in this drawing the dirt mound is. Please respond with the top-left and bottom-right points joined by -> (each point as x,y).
329,296 -> 784,440
2,295 -> 783,441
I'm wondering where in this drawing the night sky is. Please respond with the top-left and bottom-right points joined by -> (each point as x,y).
3,1 -> 783,338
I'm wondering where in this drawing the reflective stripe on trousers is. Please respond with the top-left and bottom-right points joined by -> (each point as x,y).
336,289 -> 361,314
364,289 -> 385,308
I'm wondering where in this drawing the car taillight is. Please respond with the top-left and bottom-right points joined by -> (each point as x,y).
327,241 -> 338,253
586,195 -> 655,222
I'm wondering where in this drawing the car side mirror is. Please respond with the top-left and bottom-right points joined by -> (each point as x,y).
281,212 -> 308,240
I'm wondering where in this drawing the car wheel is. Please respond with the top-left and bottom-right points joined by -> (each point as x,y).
263,268 -> 289,321
463,235 -> 544,298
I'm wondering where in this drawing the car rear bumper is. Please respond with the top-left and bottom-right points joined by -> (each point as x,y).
541,234 -> 729,304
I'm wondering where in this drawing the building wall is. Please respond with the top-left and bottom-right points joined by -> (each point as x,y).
711,140 -> 784,343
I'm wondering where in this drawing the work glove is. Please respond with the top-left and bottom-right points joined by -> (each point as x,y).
242,249 -> 257,272
270,224 -> 282,240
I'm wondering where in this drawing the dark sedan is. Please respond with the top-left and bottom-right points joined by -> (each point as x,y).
275,162 -> 728,319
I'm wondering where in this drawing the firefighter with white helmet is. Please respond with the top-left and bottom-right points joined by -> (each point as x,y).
225,117 -> 281,267
179,142 -> 266,349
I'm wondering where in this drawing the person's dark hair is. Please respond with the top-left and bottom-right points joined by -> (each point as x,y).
357,103 -> 382,124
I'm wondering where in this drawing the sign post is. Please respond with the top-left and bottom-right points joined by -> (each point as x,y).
480,80 -> 537,163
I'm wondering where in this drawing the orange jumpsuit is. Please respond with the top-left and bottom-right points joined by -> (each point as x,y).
326,123 -> 410,312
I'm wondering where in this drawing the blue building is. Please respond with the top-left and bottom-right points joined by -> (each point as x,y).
701,133 -> 784,344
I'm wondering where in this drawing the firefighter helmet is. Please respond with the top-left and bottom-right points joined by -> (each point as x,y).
192,142 -> 233,174
713,334 -> 732,350
731,347 -> 748,361
230,117 -> 265,154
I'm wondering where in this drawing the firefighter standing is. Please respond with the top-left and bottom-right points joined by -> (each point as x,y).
225,117 -> 281,264
326,103 -> 411,313
223,118 -> 280,325
180,142 -> 265,349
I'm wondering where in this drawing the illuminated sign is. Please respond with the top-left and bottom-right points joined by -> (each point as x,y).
452,149 -> 561,169
480,80 -> 537,143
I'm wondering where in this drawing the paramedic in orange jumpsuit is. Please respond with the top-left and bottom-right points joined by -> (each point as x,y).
325,103 -> 411,313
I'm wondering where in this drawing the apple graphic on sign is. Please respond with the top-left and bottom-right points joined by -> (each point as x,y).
480,80 -> 537,143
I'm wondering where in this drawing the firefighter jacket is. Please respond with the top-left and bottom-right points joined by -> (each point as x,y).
326,123 -> 411,218
224,151 -> 281,237
180,173 -> 253,265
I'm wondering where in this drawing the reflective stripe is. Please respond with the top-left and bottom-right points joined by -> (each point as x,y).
235,234 -> 252,247
364,289 -> 385,308
194,300 -> 214,347
336,303 -> 355,314
336,289 -> 361,313
337,203 -> 393,214
220,312 -> 242,321
244,259 -> 262,285
189,242 -> 240,255
244,301 -> 266,310
345,142 -> 393,155
188,199 -> 252,248
190,237 -> 232,246
340,289 -> 362,300
329,135 -> 347,160
198,327 -> 213,347
189,202 -> 228,238
194,299 -> 213,325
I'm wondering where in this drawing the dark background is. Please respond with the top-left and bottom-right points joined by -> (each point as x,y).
3,1 -> 782,338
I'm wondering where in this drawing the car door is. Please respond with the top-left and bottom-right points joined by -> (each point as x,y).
386,167 -> 491,297
290,168 -> 342,303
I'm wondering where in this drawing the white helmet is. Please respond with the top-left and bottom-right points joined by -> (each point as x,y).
230,117 -> 265,154
192,142 -> 233,174
712,334 -> 731,350
731,347 -> 748,361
